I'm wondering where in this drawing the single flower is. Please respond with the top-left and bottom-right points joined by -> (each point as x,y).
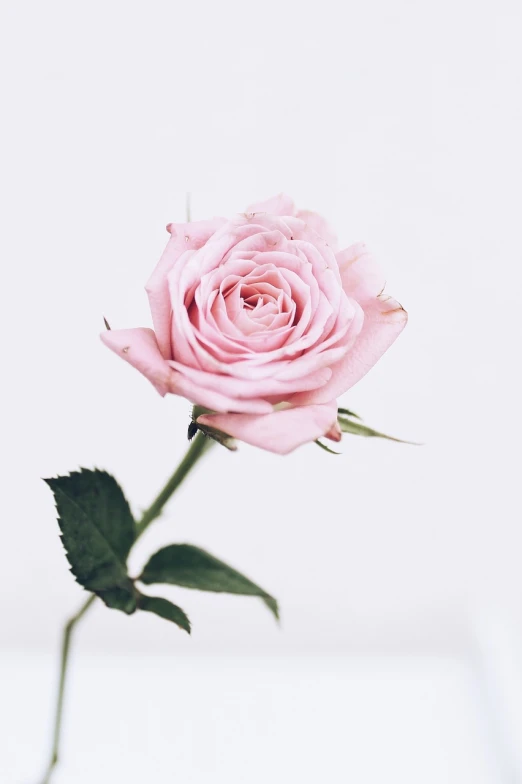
101,194 -> 407,454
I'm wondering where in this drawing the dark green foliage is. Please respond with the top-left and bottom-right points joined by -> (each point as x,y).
138,594 -> 191,633
44,469 -> 137,614
337,407 -> 361,420
338,416 -> 415,443
140,544 -> 279,621
314,439 -> 341,454
316,408 -> 417,454
262,596 -> 280,621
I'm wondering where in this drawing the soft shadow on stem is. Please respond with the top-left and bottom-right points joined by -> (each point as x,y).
39,431 -> 214,784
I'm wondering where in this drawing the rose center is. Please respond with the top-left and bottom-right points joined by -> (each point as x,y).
242,292 -> 277,317
213,270 -> 297,337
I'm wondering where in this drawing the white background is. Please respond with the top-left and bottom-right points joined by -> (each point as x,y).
1,0 -> 521,781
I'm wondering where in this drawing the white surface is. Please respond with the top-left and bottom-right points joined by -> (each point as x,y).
1,0 -> 521,658
471,613 -> 522,781
1,652 -> 501,784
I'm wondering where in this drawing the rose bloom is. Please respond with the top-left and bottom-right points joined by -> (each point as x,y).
102,194 -> 407,454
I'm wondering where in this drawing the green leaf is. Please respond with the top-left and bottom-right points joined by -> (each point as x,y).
337,407 -> 361,420
338,416 -> 417,444
314,439 -> 341,455
44,469 -> 137,614
140,544 -> 278,621
262,596 -> 280,621
138,594 -> 191,633
98,585 -> 137,614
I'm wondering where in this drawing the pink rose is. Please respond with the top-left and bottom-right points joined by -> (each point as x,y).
101,194 -> 407,454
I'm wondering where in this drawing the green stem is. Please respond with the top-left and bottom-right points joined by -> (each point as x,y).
39,431 -> 213,784
135,430 -> 213,538
40,594 -> 96,784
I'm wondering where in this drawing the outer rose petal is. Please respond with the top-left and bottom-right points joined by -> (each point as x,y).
296,209 -> 338,249
172,374 -> 273,415
197,401 -> 338,455
100,327 -> 173,396
246,193 -> 295,216
289,295 -> 408,405
168,360 -> 333,399
337,243 -> 385,302
100,328 -> 274,414
146,218 -> 225,358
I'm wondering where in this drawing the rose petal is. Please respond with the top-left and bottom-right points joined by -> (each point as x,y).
145,218 -> 225,358
296,209 -> 338,248
100,327 -> 273,414
290,294 -> 408,405
100,328 -> 173,396
169,360 -> 332,400
172,372 -> 273,415
197,400 -> 338,455
245,193 -> 296,217
337,243 -> 385,303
